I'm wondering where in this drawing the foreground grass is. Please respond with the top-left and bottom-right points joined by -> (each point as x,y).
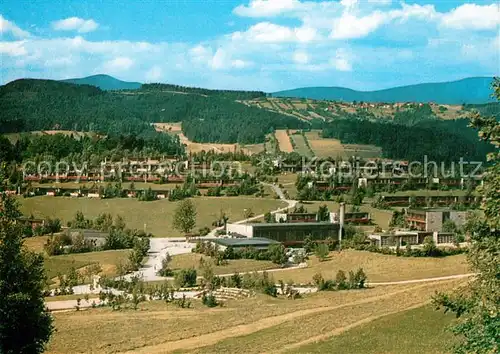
273,249 -> 469,284
18,196 -> 286,237
46,281 -> 462,354
289,305 -> 458,354
170,253 -> 277,275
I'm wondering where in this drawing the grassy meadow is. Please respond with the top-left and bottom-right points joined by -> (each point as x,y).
288,304 -> 458,354
273,249 -> 469,284
17,196 -> 286,237
46,280 -> 463,354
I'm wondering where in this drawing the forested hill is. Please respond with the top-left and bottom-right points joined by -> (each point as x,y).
273,77 -> 495,104
61,74 -> 142,90
0,79 -> 305,144
322,117 -> 494,162
142,83 -> 266,100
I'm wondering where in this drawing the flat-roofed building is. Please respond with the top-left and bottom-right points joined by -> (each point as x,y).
274,212 -> 317,223
226,222 -> 341,246
212,237 -> 280,250
405,208 -> 467,232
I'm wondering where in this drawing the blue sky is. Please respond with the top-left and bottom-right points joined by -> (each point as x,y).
1,0 -> 499,91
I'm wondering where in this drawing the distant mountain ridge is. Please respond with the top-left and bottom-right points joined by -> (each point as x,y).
272,77 -> 495,104
60,74 -> 142,90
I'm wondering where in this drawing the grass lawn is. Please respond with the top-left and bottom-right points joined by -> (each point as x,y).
44,250 -> 130,280
46,281 -> 462,354
186,281 -> 462,354
290,305 -> 458,354
17,196 -> 286,237
273,249 -> 469,284
170,253 -> 277,275
24,235 -> 49,253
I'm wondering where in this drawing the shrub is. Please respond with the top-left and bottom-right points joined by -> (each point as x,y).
267,244 -> 288,266
157,253 -> 174,277
315,243 -> 329,262
174,268 -> 197,288
202,292 -> 219,307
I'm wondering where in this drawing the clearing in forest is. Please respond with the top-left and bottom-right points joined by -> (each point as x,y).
274,130 -> 294,152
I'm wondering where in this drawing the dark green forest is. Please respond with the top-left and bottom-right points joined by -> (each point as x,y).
0,79 -> 305,144
0,133 -> 183,163
322,117 -> 494,162
141,83 -> 265,100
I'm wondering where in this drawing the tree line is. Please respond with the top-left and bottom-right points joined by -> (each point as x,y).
141,83 -> 266,100
322,117 -> 494,162
0,79 -> 305,145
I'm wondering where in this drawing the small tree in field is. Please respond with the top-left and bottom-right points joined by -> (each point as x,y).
315,243 -> 329,262
0,194 -> 54,354
173,199 -> 197,236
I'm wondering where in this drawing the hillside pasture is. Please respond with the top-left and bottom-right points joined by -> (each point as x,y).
274,130 -> 294,152
18,196 -> 286,238
305,130 -> 382,159
290,133 -> 314,158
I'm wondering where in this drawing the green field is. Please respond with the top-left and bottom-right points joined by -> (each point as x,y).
290,133 -> 314,158
290,305 -> 457,354
17,196 -> 286,237
44,250 -> 130,280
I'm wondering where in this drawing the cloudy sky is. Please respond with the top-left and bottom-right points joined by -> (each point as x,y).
1,0 -> 499,91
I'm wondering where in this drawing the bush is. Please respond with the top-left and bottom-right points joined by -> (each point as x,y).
267,244 -> 288,266
315,243 -> 329,262
174,268 -> 197,288
202,292 -> 219,307
157,253 -> 174,277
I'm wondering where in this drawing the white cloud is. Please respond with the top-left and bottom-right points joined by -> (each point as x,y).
340,0 -> 358,9
209,48 -> 251,70
441,3 -> 500,30
44,56 -> 74,67
233,0 -> 301,17
0,15 -> 30,38
231,59 -> 250,68
0,41 -> 27,56
103,57 -> 134,72
330,49 -> 352,71
331,12 -> 385,40
145,65 -> 163,81
293,50 -> 309,64
367,0 -> 392,5
231,22 -> 317,43
52,17 -> 99,33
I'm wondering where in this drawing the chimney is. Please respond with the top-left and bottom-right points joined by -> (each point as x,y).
339,202 -> 345,250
